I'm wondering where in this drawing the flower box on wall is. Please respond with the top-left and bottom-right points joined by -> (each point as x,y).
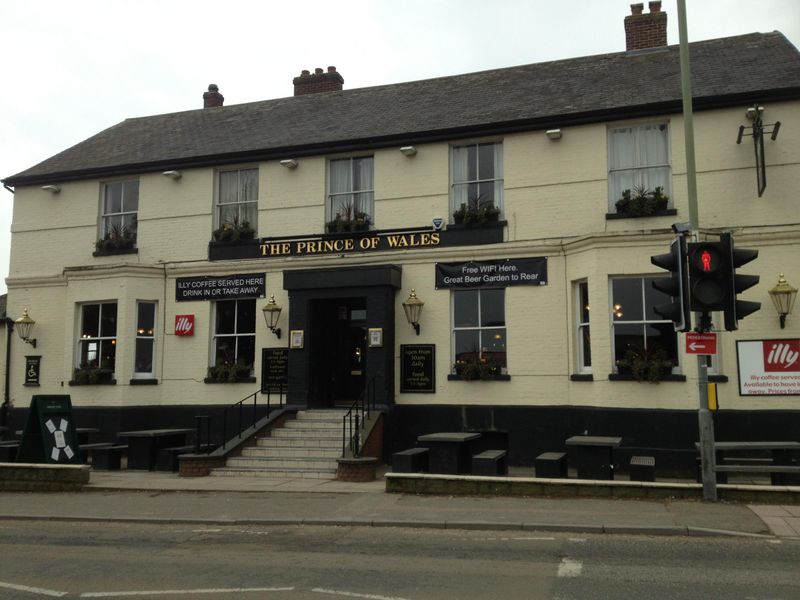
608,186 -> 676,219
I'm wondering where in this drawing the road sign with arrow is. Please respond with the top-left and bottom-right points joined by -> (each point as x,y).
686,332 -> 717,355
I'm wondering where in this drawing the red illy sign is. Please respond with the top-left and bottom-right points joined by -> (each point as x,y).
175,315 -> 195,336
762,339 -> 800,372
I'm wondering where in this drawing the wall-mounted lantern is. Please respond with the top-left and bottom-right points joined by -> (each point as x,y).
768,274 -> 798,329
262,295 -> 283,339
402,289 -> 424,336
14,308 -> 37,347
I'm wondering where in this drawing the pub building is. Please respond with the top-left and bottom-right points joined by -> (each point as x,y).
2,4 -> 800,475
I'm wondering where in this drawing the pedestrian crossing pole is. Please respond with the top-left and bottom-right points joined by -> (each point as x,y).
677,0 -> 717,502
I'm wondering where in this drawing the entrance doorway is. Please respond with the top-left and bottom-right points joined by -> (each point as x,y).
311,298 -> 367,406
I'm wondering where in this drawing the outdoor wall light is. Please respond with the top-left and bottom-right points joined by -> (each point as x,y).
262,295 -> 283,339
402,289 -> 424,336
280,159 -> 298,169
400,146 -> 417,156
546,129 -> 562,140
41,184 -> 61,193
768,273 -> 798,329
14,308 -> 37,347
162,170 -> 182,179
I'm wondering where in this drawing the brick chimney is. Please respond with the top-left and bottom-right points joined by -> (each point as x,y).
293,66 -> 344,96
624,2 -> 667,51
203,84 -> 224,108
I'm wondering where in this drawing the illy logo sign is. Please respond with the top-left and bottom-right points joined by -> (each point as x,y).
762,340 -> 800,371
175,315 -> 195,336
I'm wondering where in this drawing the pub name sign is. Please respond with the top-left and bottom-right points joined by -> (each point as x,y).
260,232 -> 440,257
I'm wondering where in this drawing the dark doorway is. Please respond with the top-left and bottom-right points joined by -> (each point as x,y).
310,298 -> 367,407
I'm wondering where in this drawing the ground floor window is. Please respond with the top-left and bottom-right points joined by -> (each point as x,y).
452,288 -> 507,379
133,302 -> 157,378
210,299 -> 256,380
75,302 -> 117,383
575,281 -> 591,373
611,277 -> 678,378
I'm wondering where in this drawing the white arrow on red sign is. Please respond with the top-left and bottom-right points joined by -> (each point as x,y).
685,332 -> 717,355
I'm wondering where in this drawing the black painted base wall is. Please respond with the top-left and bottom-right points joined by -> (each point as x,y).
383,405 -> 800,475
5,403 -> 798,477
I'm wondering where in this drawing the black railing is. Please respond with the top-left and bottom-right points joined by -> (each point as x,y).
342,375 -> 379,458
195,385 -> 285,454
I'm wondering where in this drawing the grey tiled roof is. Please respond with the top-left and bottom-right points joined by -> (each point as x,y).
5,32 -> 800,186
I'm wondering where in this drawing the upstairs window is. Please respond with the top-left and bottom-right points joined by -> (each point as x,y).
451,142 -> 503,222
608,123 -> 671,213
328,157 -> 374,232
215,168 -> 258,238
100,180 -> 138,248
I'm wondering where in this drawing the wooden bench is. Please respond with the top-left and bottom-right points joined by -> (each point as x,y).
696,441 -> 800,485
156,444 -> 212,472
79,442 -> 115,465
714,464 -> 800,485
90,445 -> 128,470
535,452 -> 567,478
472,449 -> 508,476
629,455 -> 655,482
392,447 -> 429,473
0,440 -> 20,462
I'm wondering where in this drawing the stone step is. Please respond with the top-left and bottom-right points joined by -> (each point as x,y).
241,446 -> 341,459
295,410 -> 350,421
271,428 -> 342,439
283,420 -> 342,430
256,437 -> 341,449
226,456 -> 338,470
210,466 -> 337,479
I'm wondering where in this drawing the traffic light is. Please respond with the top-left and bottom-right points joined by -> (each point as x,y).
720,232 -> 760,331
651,236 -> 691,332
687,240 -> 727,313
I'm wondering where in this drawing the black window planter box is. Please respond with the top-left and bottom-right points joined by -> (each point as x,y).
608,372 -> 686,382
447,373 -> 511,382
68,379 -> 117,386
446,219 -> 507,231
203,377 -> 257,384
209,239 -> 261,261
606,209 -> 677,220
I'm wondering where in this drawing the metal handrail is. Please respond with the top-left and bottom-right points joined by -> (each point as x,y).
195,384 -> 285,454
341,374 -> 380,458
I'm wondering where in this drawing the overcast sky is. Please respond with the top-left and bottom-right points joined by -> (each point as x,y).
1,0 -> 798,296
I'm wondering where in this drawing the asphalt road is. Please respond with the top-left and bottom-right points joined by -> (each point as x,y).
1,520 -> 798,599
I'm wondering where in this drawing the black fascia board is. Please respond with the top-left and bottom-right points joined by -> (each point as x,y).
5,85 -> 800,189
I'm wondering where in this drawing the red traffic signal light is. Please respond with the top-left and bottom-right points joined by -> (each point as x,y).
688,242 -> 727,312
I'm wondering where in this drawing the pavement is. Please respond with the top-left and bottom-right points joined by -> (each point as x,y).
1,467 -> 798,540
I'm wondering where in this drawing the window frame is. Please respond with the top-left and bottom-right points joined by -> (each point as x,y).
215,167 -> 259,232
451,288 -> 508,378
210,298 -> 257,376
76,301 -> 118,377
609,276 -> 679,375
100,179 -> 139,241
450,141 -> 504,217
326,155 -> 375,226
575,280 -> 592,374
607,122 -> 672,213
132,301 -> 157,380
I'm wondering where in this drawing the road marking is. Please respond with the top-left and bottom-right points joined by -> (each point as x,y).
312,588 -> 414,600
557,557 -> 583,578
568,538 -> 587,543
511,536 -> 555,541
192,528 -> 222,533
80,587 -> 294,597
0,580 -> 67,597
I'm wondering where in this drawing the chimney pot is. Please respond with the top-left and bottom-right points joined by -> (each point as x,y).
203,83 -> 224,108
625,2 -> 667,51
293,66 -> 345,96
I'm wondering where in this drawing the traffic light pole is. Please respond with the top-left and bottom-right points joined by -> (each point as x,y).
678,0 -> 717,501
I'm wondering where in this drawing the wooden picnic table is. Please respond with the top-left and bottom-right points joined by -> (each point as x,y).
695,441 -> 800,485
117,428 -> 193,471
565,435 -> 623,480
417,432 -> 481,475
